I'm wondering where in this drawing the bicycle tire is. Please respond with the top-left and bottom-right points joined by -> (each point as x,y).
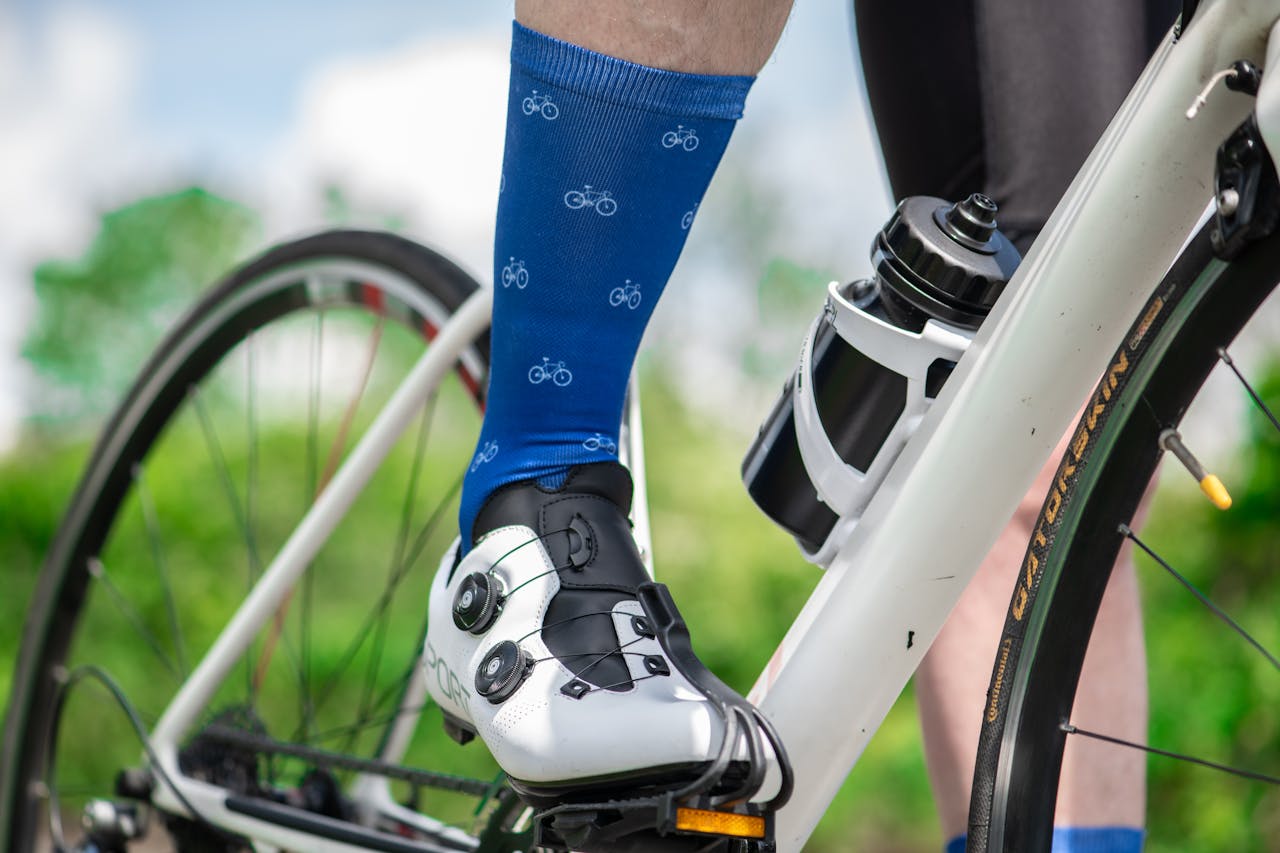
968,223 -> 1280,850
0,230 -> 498,851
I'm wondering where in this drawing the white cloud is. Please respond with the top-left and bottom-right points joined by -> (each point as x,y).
262,35 -> 509,283
0,4 -> 154,451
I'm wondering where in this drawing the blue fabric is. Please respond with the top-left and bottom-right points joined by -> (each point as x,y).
458,22 -> 753,548
945,827 -> 1144,852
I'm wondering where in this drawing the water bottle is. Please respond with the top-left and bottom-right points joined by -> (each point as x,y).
742,194 -> 1021,566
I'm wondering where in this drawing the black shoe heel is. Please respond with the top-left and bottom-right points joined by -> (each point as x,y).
442,711 -> 477,745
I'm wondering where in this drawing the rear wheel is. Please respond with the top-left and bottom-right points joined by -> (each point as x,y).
0,231 -> 544,851
969,225 -> 1280,850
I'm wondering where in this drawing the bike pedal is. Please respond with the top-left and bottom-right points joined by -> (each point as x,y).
440,711 -> 476,746
533,793 -> 776,853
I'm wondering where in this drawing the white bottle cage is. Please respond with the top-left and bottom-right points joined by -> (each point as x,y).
793,280 -> 973,567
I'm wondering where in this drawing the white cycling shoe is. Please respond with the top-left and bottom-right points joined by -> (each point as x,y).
423,463 -> 790,813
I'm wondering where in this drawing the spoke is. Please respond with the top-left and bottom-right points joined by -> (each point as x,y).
1218,347 -> 1280,433
369,653 -> 429,725
133,464 -> 187,677
301,310 -> 324,739
306,701 -> 430,748
86,558 -> 181,682
396,465 -> 467,590
318,318 -> 385,493
353,397 -> 438,747
190,384 -> 264,699
1120,524 -> 1280,672
257,317 -> 387,714
307,456 -> 463,719
246,334 -> 260,700
1063,723 -> 1280,786
246,333 -> 260,588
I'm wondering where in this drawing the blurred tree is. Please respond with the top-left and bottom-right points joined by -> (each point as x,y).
22,188 -> 258,428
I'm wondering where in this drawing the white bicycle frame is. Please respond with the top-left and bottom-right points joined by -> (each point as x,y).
143,1 -> 1280,849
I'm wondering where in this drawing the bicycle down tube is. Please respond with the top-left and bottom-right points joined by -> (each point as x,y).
754,2 -> 1276,848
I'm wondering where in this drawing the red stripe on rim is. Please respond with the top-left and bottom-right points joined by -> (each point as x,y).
361,283 -> 385,311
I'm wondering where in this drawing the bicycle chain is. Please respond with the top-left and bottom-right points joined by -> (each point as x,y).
199,724 -> 496,796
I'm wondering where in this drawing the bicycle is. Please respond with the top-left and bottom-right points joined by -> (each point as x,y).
4,2 -> 1280,851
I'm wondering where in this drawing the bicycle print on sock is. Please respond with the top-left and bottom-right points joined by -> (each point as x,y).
521,89 -> 559,120
609,279 -> 641,309
470,440 -> 498,472
564,185 -> 617,216
501,257 -> 529,289
681,203 -> 698,230
582,433 -> 617,454
528,357 -> 573,386
661,125 -> 699,151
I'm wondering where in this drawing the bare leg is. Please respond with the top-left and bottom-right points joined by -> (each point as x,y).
917,434 -> 1148,837
515,0 -> 793,75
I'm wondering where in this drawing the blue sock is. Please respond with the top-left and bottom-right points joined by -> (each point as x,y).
458,22 -> 753,549
945,827 -> 1144,852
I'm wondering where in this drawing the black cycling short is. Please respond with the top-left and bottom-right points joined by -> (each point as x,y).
854,0 -> 1179,251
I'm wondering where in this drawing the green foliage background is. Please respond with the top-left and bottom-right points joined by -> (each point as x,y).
1,188 -> 1278,851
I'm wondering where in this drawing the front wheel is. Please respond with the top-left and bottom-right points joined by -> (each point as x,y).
968,225 -> 1280,850
595,198 -> 617,217
0,230 -> 544,852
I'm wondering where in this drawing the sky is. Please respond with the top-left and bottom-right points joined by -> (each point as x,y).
0,0 -> 894,450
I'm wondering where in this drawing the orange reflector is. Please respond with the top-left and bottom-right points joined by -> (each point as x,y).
674,807 -> 766,839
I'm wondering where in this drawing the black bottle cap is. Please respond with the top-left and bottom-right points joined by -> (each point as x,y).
935,193 -> 999,251
872,194 -> 1021,331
